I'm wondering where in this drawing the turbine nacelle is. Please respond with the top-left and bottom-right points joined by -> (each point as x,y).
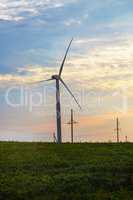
51,75 -> 59,80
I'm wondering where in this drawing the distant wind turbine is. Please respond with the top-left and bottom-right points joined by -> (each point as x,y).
32,39 -> 81,144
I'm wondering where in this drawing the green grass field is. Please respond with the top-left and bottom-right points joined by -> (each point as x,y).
0,142 -> 133,200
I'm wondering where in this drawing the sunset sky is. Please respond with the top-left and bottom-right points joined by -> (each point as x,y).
0,0 -> 133,142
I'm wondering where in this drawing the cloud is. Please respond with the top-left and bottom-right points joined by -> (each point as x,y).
0,65 -> 56,85
69,35 -> 133,91
64,18 -> 81,26
0,0 -> 78,21
0,35 -> 133,94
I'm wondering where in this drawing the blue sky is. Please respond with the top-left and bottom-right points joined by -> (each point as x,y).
0,0 -> 133,142
1,0 -> 133,69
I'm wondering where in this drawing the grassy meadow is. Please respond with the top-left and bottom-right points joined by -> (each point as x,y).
0,142 -> 133,200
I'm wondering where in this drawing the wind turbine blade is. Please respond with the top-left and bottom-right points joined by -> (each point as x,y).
28,78 -> 53,85
60,78 -> 81,109
59,38 -> 73,77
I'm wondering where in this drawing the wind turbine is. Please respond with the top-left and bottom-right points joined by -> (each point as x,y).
32,39 -> 81,144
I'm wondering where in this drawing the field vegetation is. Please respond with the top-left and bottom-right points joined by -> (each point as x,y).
0,142 -> 133,200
